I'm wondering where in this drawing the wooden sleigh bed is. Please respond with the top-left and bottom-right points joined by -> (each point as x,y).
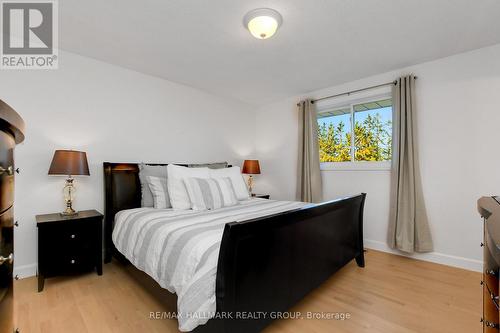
103,162 -> 366,333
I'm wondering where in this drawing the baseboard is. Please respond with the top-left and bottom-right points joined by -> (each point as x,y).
14,263 -> 37,279
364,239 -> 483,272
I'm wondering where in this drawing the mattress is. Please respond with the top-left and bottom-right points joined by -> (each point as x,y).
112,198 -> 309,331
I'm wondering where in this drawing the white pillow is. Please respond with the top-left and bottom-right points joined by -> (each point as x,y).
184,177 -> 238,211
167,164 -> 210,210
147,176 -> 170,209
209,166 -> 249,200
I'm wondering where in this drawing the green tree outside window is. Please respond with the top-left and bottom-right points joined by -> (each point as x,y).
317,100 -> 392,163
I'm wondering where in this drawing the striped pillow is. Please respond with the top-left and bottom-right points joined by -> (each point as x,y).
147,176 -> 170,209
184,177 -> 238,211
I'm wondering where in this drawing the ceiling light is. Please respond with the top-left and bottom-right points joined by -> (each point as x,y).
243,8 -> 282,40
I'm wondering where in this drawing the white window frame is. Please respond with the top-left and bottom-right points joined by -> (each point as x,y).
316,91 -> 393,172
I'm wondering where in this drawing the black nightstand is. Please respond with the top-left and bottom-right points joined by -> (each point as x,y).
252,194 -> 270,199
36,209 -> 103,292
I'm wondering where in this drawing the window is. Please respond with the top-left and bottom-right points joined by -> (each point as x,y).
317,96 -> 392,169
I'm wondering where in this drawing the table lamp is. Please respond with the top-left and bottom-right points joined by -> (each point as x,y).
48,150 -> 90,216
242,160 -> 260,196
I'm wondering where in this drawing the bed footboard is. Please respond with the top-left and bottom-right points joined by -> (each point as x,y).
195,193 -> 366,333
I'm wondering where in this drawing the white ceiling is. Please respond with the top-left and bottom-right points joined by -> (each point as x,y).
59,0 -> 500,106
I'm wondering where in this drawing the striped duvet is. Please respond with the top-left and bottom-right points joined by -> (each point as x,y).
112,198 -> 309,331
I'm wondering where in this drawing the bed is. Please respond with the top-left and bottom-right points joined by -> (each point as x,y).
103,162 -> 366,333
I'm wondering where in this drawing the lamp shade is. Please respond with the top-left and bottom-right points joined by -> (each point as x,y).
242,160 -> 261,174
48,150 -> 90,176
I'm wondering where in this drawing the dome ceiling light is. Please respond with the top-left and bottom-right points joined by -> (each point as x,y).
243,8 -> 283,40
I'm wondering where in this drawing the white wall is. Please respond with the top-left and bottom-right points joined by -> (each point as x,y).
255,44 -> 500,272
0,50 -> 256,278
4,44 -> 500,277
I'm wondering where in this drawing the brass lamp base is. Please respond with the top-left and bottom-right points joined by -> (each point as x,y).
61,207 -> 77,216
61,200 -> 77,216
247,175 -> 254,196
61,177 -> 78,216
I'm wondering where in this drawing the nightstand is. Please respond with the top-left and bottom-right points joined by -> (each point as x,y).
36,209 -> 103,292
252,194 -> 270,199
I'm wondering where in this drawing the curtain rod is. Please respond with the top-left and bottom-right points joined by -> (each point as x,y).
296,76 -> 418,107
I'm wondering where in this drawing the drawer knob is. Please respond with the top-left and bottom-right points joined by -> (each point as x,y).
0,253 -> 13,266
481,242 -> 485,247
484,320 -> 500,328
0,166 -> 13,176
486,269 -> 498,277
70,234 -> 76,239
70,259 -> 75,264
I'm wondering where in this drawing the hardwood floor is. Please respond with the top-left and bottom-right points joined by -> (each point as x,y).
14,250 -> 481,333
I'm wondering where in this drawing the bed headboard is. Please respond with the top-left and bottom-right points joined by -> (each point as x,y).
102,162 -> 230,263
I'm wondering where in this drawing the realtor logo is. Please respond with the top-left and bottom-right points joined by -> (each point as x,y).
1,0 -> 58,69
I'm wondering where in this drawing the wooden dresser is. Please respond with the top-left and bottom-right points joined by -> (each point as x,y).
0,100 -> 24,333
478,196 -> 500,332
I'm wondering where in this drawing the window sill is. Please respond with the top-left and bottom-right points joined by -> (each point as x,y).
320,161 -> 391,171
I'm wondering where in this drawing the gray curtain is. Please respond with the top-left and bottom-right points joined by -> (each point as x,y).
298,99 -> 323,203
388,75 -> 433,253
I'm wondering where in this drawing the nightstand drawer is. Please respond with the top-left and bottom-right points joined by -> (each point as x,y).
44,252 -> 95,276
58,224 -> 96,249
60,253 -> 95,273
40,221 -> 98,251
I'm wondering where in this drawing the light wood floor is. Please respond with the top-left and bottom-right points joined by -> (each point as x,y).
14,250 -> 481,333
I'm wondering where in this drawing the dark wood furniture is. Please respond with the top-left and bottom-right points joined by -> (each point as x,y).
36,210 -> 103,292
252,193 -> 270,199
478,196 -> 500,332
104,162 -> 366,333
0,100 -> 24,333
